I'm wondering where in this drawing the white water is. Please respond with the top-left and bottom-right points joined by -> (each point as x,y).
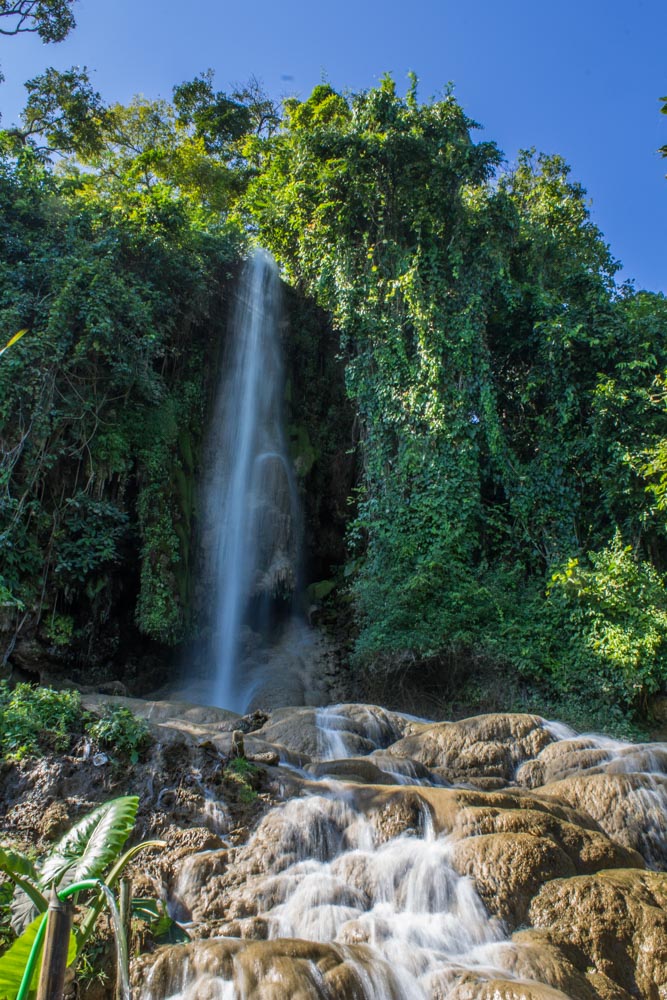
253,794 -> 506,993
138,704 -> 667,999
203,250 -> 299,712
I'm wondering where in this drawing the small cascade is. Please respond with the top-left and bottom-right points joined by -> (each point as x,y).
202,249 -> 299,712
135,704 -> 667,1000
254,797 -> 505,987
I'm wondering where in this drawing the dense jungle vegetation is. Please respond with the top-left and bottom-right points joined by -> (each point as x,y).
0,40 -> 666,728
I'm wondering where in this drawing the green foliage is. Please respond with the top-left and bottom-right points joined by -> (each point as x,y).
86,705 -> 150,764
1,65 -> 666,725
43,612 -> 73,647
224,757 -> 259,803
0,880 -> 13,952
545,534 -> 667,708
0,796 -> 163,998
247,77 -> 667,719
0,132 -> 242,657
38,796 -> 139,891
0,684 -> 153,767
0,0 -> 75,43
7,67 -> 108,156
0,682 -> 82,760
0,910 -> 75,999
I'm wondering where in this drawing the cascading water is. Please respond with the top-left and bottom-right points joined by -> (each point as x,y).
203,249 -> 299,712
136,702 -> 667,999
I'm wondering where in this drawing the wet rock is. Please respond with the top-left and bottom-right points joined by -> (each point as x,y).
306,757 -> 401,785
170,848 -> 229,921
507,930 -> 632,1000
387,713 -> 554,785
450,804 -> 644,873
350,784 -> 601,841
536,771 -> 667,866
224,939 -> 408,1000
452,832 -> 576,926
367,789 -> 428,842
133,938 -> 243,998
367,751 -> 441,784
529,869 -> 667,1000
215,916 -> 269,940
517,737 -> 667,788
159,827 -> 226,873
443,972 -> 575,1000
81,694 -> 239,728
254,704 -> 407,760
135,938 -> 410,1000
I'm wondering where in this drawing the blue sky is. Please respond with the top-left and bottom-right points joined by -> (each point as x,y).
1,0 -> 665,291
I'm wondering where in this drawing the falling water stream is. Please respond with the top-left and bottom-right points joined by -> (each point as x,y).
203,249 -> 299,713
98,883 -> 130,1000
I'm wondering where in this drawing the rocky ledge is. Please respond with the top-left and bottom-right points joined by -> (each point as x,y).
1,700 -> 665,999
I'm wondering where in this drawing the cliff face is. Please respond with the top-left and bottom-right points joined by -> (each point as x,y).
282,285 -> 357,594
1,259 -> 354,693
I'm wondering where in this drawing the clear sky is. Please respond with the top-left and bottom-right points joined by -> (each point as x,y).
1,0 -> 665,292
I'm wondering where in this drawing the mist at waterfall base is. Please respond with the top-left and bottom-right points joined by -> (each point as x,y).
200,249 -> 301,713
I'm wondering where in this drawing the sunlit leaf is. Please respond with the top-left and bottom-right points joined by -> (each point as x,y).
0,329 -> 28,358
0,912 -> 75,999
39,796 -> 138,888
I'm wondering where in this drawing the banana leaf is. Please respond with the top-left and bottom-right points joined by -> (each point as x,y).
0,913 -> 75,1000
39,796 -> 139,889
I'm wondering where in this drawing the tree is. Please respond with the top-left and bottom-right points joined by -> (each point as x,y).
173,71 -> 280,150
245,77 -> 667,717
0,0 -> 75,42
5,66 -> 107,156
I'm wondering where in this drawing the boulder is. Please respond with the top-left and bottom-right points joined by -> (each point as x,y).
452,832 -> 577,926
529,869 -> 667,999
536,771 -> 667,866
387,714 -> 554,785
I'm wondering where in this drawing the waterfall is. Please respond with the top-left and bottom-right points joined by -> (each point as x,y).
203,249 -> 299,712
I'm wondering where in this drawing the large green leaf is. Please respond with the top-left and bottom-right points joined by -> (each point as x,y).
39,797 -> 139,889
9,889 -> 40,938
0,913 -> 75,1000
75,838 -> 165,949
0,848 -> 47,936
0,849 -> 38,886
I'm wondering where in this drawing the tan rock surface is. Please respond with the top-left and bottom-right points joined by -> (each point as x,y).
529,869 -> 667,999
387,713 -> 554,784
536,771 -> 667,865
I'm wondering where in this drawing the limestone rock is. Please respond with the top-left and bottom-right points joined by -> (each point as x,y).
507,930 -> 633,1000
536,771 -> 667,866
306,757 -> 401,785
254,704 -> 407,760
387,713 -> 554,785
452,832 -> 577,926
516,737 -> 667,788
529,869 -> 667,999
171,848 -> 229,921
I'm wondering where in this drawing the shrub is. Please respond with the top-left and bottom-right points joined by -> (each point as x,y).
86,704 -> 151,764
521,532 -> 667,712
0,683 -> 83,760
